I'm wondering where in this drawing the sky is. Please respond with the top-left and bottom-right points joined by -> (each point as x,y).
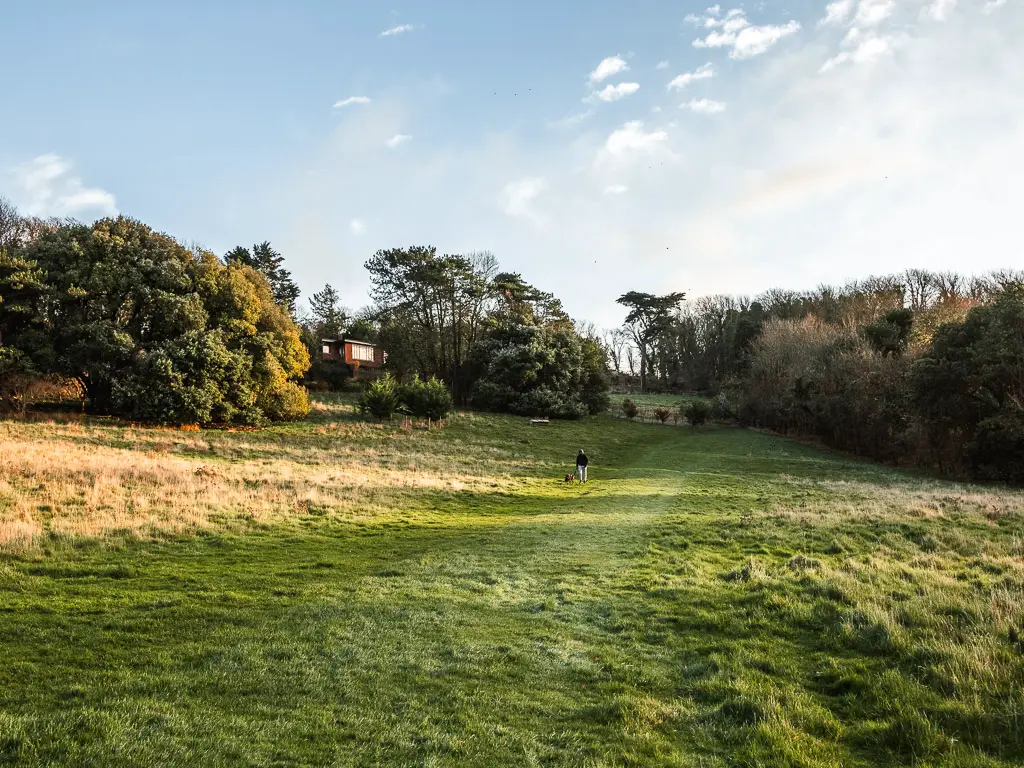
1,0 -> 1021,328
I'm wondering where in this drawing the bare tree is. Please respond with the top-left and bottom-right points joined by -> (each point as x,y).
624,344 -> 637,377
903,269 -> 938,311
0,197 -> 26,250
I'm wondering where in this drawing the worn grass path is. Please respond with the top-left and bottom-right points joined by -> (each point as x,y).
1,410 -> 1023,766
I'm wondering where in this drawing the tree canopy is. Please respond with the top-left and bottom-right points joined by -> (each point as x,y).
4,215 -> 309,425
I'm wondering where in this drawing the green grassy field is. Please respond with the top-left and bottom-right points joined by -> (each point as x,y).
1,398 -> 1022,766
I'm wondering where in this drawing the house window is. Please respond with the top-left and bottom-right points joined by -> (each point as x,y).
322,345 -> 331,355
351,344 -> 374,362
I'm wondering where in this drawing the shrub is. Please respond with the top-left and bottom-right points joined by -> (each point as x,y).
400,376 -> 453,422
621,398 -> 638,419
710,392 -> 734,422
263,381 -> 310,422
685,399 -> 711,427
359,373 -> 400,421
654,407 -> 672,423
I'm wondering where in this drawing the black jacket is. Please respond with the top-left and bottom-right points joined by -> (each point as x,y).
576,452 -> 588,467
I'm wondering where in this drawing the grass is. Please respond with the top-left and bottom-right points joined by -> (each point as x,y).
1,396 -> 1023,766
612,392 -> 706,409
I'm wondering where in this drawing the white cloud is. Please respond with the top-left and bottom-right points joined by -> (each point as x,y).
386,134 -> 411,148
589,55 -> 629,83
334,96 -> 371,108
350,219 -> 365,234
600,121 -> 669,162
682,98 -> 728,113
820,0 -> 856,26
502,177 -> 547,222
667,63 -> 714,90
595,82 -> 640,102
692,10 -> 801,60
706,5 -> 722,15
982,0 -> 1005,13
379,24 -> 413,37
604,184 -> 629,195
9,154 -> 117,218
854,0 -> 895,26
923,0 -> 958,21
820,32 -> 907,72
655,60 -> 670,70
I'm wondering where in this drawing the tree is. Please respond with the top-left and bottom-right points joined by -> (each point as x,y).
19,217 -> 310,425
864,308 -> 914,358
0,249 -> 46,346
359,373 -> 401,421
225,241 -> 300,315
308,284 -> 347,338
469,276 -> 609,419
616,291 -> 685,392
366,246 -> 493,401
0,197 -> 26,250
910,290 -> 1024,481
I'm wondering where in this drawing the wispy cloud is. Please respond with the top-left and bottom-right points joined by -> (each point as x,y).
854,0 -> 895,26
819,0 -> 855,26
386,134 -> 412,148
820,31 -> 907,73
667,63 -> 714,90
595,82 -> 640,102
589,55 -> 629,83
350,219 -> 365,235
982,0 -> 1005,13
923,0 -> 957,21
379,24 -> 414,37
502,177 -> 547,223
655,60 -> 669,70
9,154 -> 117,218
682,98 -> 727,114
604,184 -> 629,195
334,96 -> 371,108
691,9 -> 801,59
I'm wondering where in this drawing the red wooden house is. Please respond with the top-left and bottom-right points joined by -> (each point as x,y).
321,336 -> 387,379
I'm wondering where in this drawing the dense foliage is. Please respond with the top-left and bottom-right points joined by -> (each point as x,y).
365,248 -> 610,418
0,204 -> 309,425
359,373 -> 401,421
910,291 -> 1024,482
608,269 -> 1024,483
469,273 -> 609,419
400,375 -> 454,422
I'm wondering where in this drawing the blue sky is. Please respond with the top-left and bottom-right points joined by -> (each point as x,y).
2,0 -> 1020,327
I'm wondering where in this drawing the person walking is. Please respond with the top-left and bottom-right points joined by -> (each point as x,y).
576,448 -> 589,484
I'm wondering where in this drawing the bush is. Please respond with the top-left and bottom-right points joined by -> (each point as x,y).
400,376 -> 453,422
621,398 -> 638,419
359,373 -> 400,421
710,392 -> 734,422
967,414 -> 1024,482
654,407 -> 672,423
263,381 -> 310,422
685,399 -> 711,427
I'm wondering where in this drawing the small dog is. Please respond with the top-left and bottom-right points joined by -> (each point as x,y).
564,472 -> 575,483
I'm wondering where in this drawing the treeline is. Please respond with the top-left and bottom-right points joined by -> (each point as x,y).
362,246 -> 609,418
1,196 -> 609,423
612,269 -> 1024,482
295,247 -> 611,418
0,199 -> 310,425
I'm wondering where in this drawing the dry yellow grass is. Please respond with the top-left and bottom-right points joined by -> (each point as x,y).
0,411 -> 516,550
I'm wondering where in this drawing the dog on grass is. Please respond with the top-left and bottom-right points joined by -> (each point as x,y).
564,472 -> 575,483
